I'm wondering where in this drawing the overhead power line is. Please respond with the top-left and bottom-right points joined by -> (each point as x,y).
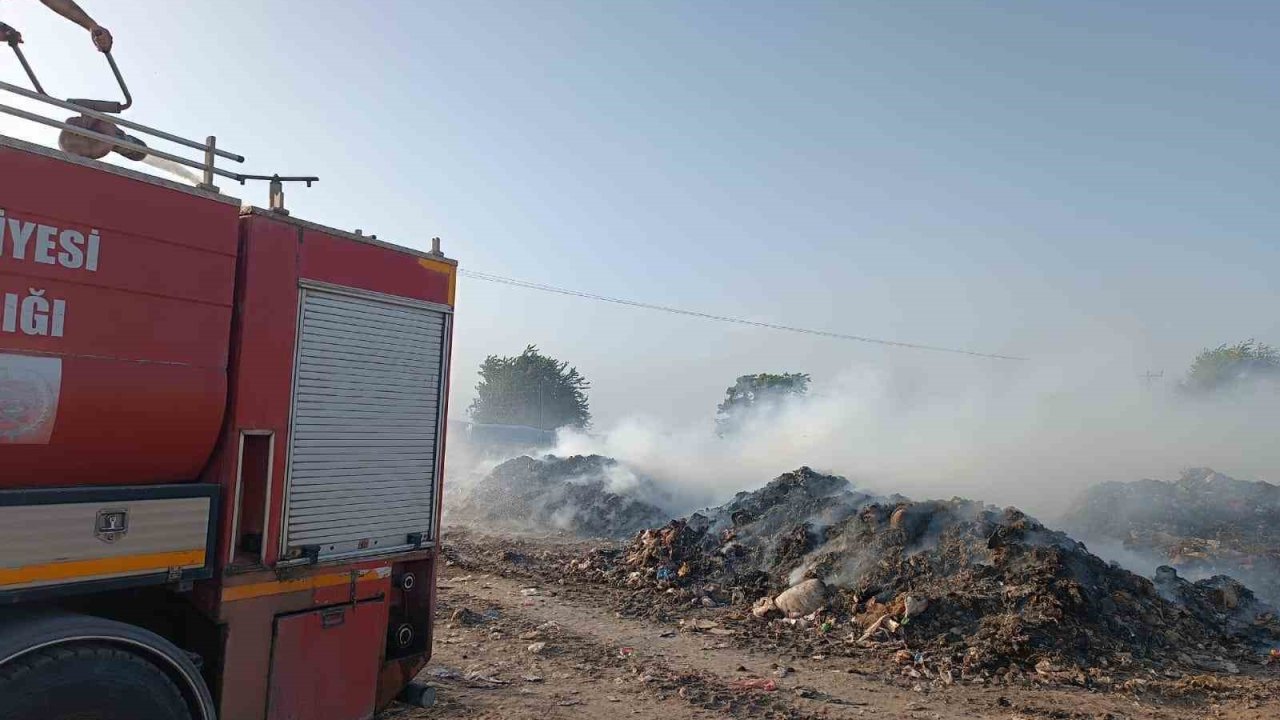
458,268 -> 1027,361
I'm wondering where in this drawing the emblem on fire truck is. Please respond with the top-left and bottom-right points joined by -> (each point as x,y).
95,509 -> 129,543
0,354 -> 61,444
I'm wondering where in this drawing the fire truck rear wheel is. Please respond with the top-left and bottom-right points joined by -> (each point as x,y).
0,642 -> 193,720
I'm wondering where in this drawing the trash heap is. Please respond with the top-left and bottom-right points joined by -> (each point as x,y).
448,454 -> 672,539
1065,467 -> 1280,606
569,467 -> 1280,678
571,468 -> 872,598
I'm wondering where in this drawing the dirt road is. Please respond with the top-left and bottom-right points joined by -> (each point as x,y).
378,533 -> 1279,720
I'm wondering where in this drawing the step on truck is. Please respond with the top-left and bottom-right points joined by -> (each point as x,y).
0,45 -> 454,720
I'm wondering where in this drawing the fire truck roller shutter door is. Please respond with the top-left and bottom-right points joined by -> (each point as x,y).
283,286 -> 448,561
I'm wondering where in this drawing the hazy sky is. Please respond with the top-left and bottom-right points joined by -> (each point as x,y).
3,1 -> 1277,427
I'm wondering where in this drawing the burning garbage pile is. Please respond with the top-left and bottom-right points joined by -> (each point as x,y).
447,454 -> 673,539
568,467 -> 1280,679
1065,467 -> 1280,606
572,467 -> 876,596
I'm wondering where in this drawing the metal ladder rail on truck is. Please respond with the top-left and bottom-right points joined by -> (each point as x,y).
0,40 -> 454,720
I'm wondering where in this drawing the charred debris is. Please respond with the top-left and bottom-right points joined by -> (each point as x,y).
1065,467 -> 1280,606
565,467 -> 1280,681
448,454 -> 671,539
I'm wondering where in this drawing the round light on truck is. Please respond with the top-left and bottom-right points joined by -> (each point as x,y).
395,624 -> 415,648
400,573 -> 416,591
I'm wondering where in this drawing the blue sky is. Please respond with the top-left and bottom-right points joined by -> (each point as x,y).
3,1 -> 1277,425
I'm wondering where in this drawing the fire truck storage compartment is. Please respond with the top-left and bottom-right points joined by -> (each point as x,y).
0,137 -> 240,487
267,598 -> 388,720
0,483 -> 217,594
283,285 -> 448,561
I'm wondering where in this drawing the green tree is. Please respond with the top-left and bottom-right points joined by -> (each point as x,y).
715,372 -> 811,435
468,345 -> 591,430
1182,339 -> 1280,395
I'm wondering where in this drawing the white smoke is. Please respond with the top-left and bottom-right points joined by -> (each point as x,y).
550,359 -> 1280,522
440,430 -> 516,511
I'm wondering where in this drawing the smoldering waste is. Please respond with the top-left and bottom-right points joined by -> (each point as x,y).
568,467 -> 1280,679
1065,467 -> 1280,606
449,454 -> 672,539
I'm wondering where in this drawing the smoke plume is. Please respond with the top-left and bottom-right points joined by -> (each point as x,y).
548,360 -> 1280,522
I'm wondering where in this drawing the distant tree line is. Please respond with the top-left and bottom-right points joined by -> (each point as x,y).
463,334 -> 1277,444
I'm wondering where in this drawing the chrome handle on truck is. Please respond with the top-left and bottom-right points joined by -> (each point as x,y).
2,25 -> 130,114
66,51 -> 133,114
1,23 -> 45,95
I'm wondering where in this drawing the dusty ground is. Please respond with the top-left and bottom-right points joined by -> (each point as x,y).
378,531 -> 1280,720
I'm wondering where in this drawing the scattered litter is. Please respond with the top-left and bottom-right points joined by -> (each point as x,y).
903,595 -> 929,620
618,647 -> 635,658
527,642 -> 546,654
520,588 -> 540,597
462,671 -> 510,688
450,608 -> 487,626
729,678 -> 778,692
752,596 -> 780,619
856,613 -> 896,644
775,579 -> 826,617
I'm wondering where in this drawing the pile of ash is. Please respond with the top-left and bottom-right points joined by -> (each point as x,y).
568,467 -> 1280,679
447,454 -> 672,539
1064,467 -> 1280,605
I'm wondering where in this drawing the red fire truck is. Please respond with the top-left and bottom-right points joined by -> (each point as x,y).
0,48 -> 453,720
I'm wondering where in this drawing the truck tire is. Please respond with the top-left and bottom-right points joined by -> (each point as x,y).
0,642 -> 192,720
